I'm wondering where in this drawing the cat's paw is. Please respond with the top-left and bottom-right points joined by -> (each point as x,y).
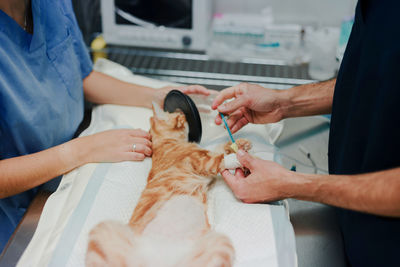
237,138 -> 252,151
224,138 -> 252,154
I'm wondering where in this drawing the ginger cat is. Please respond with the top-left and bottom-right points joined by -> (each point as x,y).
86,103 -> 251,267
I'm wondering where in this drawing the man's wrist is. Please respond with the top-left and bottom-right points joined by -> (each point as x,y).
275,88 -> 294,120
283,171 -> 318,200
277,80 -> 335,119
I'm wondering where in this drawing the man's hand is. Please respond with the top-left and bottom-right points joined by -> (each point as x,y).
221,150 -> 295,203
221,150 -> 400,217
211,83 -> 287,133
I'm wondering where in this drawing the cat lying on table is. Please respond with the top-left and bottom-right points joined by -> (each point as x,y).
86,103 -> 251,267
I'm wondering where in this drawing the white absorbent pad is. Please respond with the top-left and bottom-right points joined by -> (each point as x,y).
18,59 -> 297,267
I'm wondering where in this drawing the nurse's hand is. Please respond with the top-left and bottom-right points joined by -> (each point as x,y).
221,150 -> 295,203
212,83 -> 287,134
155,85 -> 217,108
82,129 -> 152,163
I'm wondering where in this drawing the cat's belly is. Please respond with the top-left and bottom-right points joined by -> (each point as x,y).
142,195 -> 208,240
134,195 -> 208,266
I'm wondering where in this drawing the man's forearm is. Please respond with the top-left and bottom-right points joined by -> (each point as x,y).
288,166 -> 400,217
280,79 -> 336,119
83,71 -> 156,109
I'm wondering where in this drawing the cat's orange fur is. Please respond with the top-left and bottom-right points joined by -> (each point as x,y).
86,105 -> 251,267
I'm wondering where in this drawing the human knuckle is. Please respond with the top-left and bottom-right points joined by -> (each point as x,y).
242,94 -> 252,106
114,129 -> 124,136
121,135 -> 130,143
135,129 -> 145,135
238,83 -> 249,91
133,137 -> 142,143
131,128 -> 141,134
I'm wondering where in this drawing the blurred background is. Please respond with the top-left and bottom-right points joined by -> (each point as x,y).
72,0 -> 357,90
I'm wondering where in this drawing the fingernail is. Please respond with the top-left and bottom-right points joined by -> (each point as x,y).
237,149 -> 245,157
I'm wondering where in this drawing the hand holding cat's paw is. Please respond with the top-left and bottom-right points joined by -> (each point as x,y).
222,149 -> 293,203
224,153 -> 242,170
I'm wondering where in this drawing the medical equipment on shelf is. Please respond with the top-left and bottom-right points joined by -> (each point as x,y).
298,145 -> 318,174
101,0 -> 212,51
207,8 -> 305,64
305,26 -> 340,80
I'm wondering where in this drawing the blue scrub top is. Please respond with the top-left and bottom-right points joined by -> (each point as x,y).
0,0 -> 92,252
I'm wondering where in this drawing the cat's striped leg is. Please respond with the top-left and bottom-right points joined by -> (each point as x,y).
177,231 -> 235,267
86,221 -> 140,267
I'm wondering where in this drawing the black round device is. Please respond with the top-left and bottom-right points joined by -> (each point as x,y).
163,90 -> 202,143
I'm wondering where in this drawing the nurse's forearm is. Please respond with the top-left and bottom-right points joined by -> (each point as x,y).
0,138 -> 88,198
83,71 -> 156,108
289,167 -> 400,217
281,78 -> 336,118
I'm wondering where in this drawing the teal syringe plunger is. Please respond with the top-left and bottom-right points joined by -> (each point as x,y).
219,112 -> 238,152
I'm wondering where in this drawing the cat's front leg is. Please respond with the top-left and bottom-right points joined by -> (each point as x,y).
204,152 -> 240,175
221,138 -> 254,171
195,139 -> 252,176
196,152 -> 226,176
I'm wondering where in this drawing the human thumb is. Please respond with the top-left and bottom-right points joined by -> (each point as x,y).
236,149 -> 254,170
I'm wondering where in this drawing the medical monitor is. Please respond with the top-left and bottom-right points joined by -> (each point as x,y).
101,0 -> 212,51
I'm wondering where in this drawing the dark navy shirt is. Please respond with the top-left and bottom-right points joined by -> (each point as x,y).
329,0 -> 400,266
0,0 -> 92,252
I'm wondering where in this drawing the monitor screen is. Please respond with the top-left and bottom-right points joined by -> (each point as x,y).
114,0 -> 193,29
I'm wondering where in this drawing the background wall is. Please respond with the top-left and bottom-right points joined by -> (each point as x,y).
73,0 -> 358,45
214,0 -> 357,27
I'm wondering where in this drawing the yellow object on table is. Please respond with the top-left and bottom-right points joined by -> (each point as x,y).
90,35 -> 107,63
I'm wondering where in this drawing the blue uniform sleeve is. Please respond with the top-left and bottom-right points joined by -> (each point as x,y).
59,0 -> 93,80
